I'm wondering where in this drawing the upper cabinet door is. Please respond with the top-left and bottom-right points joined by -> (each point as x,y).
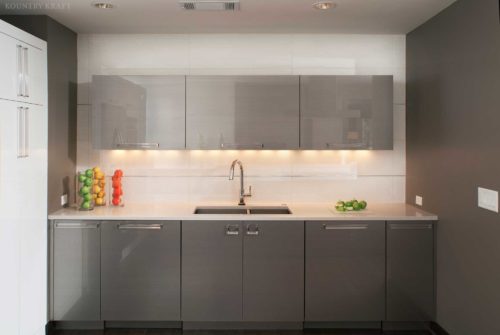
91,75 -> 185,150
0,33 -> 46,106
300,75 -> 393,150
186,76 -> 300,149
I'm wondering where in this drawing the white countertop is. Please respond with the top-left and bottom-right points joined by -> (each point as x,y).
48,202 -> 437,222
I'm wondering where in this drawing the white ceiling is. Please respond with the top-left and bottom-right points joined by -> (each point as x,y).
0,0 -> 456,34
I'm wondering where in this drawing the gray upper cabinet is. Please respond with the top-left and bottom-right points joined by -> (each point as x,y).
91,75 -> 185,150
243,221 -> 304,322
182,221 -> 243,321
387,222 -> 435,322
52,221 -> 100,321
186,76 -> 300,149
300,75 -> 393,149
100,221 -> 181,321
305,221 -> 386,321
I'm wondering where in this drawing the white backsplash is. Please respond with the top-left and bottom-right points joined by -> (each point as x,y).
77,33 -> 406,204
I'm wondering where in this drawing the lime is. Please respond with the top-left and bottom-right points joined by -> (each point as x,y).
85,169 -> 93,178
84,178 -> 93,187
81,186 -> 90,194
345,201 -> 353,207
359,200 -> 367,209
81,201 -> 91,209
78,174 -> 87,183
83,193 -> 92,202
353,202 -> 361,211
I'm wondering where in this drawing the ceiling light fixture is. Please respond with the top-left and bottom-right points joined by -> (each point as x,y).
312,1 -> 336,10
93,3 -> 114,9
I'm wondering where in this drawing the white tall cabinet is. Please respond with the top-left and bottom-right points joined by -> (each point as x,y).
0,20 -> 48,335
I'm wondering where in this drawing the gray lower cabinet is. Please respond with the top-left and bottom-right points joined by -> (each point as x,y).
182,221 -> 243,321
243,221 -> 304,321
182,220 -> 305,322
101,221 -> 181,321
52,221 -> 101,321
305,221 -> 386,321
387,222 -> 435,321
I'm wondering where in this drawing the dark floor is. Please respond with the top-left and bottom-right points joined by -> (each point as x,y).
48,329 -> 432,335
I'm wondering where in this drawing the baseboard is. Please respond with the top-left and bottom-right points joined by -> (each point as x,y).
52,321 -> 105,330
183,321 -> 303,330
45,321 -> 55,335
430,322 -> 451,335
303,321 -> 381,330
105,321 -> 182,328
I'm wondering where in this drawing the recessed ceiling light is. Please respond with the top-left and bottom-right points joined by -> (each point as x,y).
93,3 -> 114,9
312,1 -> 336,10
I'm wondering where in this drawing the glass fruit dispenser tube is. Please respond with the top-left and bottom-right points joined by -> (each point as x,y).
77,169 -> 94,211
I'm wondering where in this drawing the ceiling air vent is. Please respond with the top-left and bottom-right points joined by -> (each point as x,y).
179,0 -> 240,11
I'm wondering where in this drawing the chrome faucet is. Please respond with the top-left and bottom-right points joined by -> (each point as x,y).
229,159 -> 252,206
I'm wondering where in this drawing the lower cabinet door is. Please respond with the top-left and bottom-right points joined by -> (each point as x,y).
53,221 -> 101,321
243,221 -> 304,321
101,221 -> 181,321
182,221 -> 243,321
305,221 -> 386,321
387,222 -> 434,321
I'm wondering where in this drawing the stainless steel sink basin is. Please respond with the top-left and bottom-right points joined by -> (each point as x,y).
193,206 -> 292,215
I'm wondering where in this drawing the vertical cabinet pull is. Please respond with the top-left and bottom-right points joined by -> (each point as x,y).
17,107 -> 24,158
23,47 -> 29,98
16,107 -> 29,158
16,45 -> 23,97
24,107 -> 29,157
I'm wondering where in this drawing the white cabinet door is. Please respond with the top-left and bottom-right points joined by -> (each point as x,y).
0,99 -> 47,335
0,100 -> 22,335
0,32 -> 46,106
17,103 -> 47,335
0,32 -> 23,102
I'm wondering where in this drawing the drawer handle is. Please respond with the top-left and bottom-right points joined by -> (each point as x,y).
55,222 -> 100,229
246,224 -> 259,236
225,225 -> 240,236
389,224 -> 432,230
323,224 -> 369,230
118,224 -> 163,230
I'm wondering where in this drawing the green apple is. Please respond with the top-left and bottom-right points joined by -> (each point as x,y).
80,186 -> 90,195
84,178 -> 93,187
78,174 -> 87,183
83,193 -> 92,202
85,169 -> 93,178
359,200 -> 367,209
81,201 -> 91,209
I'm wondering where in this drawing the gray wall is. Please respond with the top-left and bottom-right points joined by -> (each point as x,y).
1,15 -> 77,213
406,0 -> 500,334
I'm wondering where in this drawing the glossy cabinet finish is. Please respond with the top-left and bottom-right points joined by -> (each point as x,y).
182,221 -> 243,321
186,76 -> 300,149
101,221 -> 181,321
91,75 -> 185,149
243,221 -> 304,321
300,75 -> 393,149
305,221 -> 386,321
387,222 -> 435,321
53,221 -> 101,321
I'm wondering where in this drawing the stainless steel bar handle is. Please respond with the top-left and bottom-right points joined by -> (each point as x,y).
225,225 -> 240,236
323,224 -> 369,230
23,47 -> 29,98
115,143 -> 160,149
389,223 -> 432,230
17,107 -> 24,158
118,223 -> 163,230
55,222 -> 100,229
16,45 -> 23,96
220,143 -> 264,149
246,224 -> 259,236
24,107 -> 29,157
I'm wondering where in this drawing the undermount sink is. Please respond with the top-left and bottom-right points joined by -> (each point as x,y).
193,206 -> 292,215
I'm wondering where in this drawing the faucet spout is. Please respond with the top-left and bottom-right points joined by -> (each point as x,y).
228,159 -> 251,206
